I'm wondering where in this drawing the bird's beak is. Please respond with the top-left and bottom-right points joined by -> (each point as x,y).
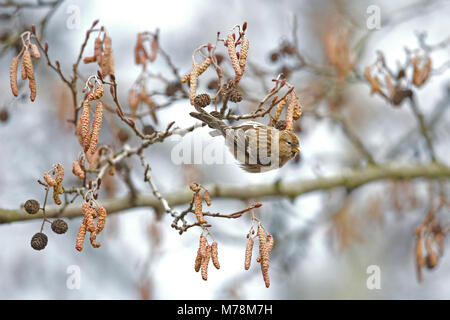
292,147 -> 299,154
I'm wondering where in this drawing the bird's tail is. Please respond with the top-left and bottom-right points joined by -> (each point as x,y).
189,111 -> 229,136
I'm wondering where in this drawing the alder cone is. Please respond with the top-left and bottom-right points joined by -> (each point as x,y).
31,232 -> 48,250
193,93 -> 211,108
24,199 -> 40,214
51,219 -> 68,234
229,88 -> 243,103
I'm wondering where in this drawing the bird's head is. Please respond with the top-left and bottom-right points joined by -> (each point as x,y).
279,130 -> 300,159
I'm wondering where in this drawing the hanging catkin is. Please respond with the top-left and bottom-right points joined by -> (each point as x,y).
9,56 -> 19,97
244,237 -> 254,270
79,99 -> 91,149
88,101 -> 103,154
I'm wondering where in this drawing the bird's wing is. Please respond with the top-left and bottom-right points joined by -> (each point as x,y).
227,123 -> 276,166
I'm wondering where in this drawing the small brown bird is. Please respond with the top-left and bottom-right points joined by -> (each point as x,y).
190,111 -> 299,172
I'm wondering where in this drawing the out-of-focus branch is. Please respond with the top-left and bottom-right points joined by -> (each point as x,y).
305,110 -> 376,165
407,94 -> 437,162
3,162 -> 450,224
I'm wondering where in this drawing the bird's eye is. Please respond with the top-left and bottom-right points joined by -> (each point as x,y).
287,141 -> 292,145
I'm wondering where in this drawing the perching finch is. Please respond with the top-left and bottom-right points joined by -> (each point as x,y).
190,110 -> 299,173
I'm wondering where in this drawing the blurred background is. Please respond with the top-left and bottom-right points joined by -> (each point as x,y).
0,0 -> 450,299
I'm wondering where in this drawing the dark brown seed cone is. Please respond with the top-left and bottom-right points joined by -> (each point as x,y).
31,232 -> 48,250
274,120 -> 286,130
165,82 -> 181,96
280,44 -> 296,55
193,93 -> 211,108
24,199 -> 40,214
117,128 -> 129,142
207,79 -> 219,90
51,219 -> 68,234
229,88 -> 243,103
392,89 -> 412,106
143,125 -> 155,135
269,52 -> 280,62
0,108 -> 8,122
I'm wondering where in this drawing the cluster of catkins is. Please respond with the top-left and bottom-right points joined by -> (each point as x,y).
194,234 -> 220,281
364,54 -> 432,106
43,164 -> 65,205
72,153 -> 86,180
128,85 -> 158,123
269,89 -> 302,131
76,84 -> 104,169
76,201 -> 107,251
245,223 -> 274,288
190,182 -> 211,225
134,31 -> 158,69
83,32 -> 115,79
182,23 -> 249,109
9,34 -> 40,101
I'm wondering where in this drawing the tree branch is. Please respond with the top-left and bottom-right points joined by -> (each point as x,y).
2,162 -> 450,225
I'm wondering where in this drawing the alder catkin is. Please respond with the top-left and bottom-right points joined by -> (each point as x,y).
10,56 -> 19,96
29,77 -> 36,101
21,56 -> 27,80
270,96 -> 287,126
106,36 -> 115,76
128,89 -> 140,116
244,237 -> 254,270
258,223 -> 270,288
55,164 -> 64,184
291,91 -> 302,120
211,241 -> 220,269
72,160 -> 85,179
193,192 -> 207,224
197,57 -> 212,76
196,234 -> 207,273
75,219 -> 87,251
227,33 -> 242,79
239,38 -> 249,73
194,249 -> 203,272
94,37 -> 102,63
201,245 -> 212,281
285,92 -> 296,131
89,231 -> 101,248
88,101 -> 103,154
22,50 -> 34,80
96,206 -> 107,234
102,36 -> 112,77
29,44 -> 41,59
79,99 -> 91,149
266,234 -> 274,252
91,85 -> 104,100
203,190 -> 211,206
81,203 -> 95,232
43,172 -> 57,187
52,186 -> 62,205
180,73 -> 190,83
83,56 -> 96,63
189,65 -> 200,105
